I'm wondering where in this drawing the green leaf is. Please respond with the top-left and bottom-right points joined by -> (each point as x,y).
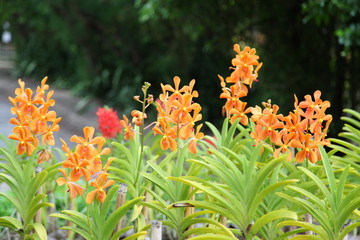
61,226 -> 92,240
336,196 -> 360,231
103,196 -> 144,239
26,223 -> 47,240
50,211 -> 89,231
248,179 -> 298,218
142,172 -> 176,201
110,226 -> 134,240
297,167 -> 334,208
188,234 -> 237,240
142,201 -> 178,223
25,202 -> 54,226
182,218 -> 235,237
318,146 -> 337,200
0,216 -> 22,230
276,220 -> 328,239
338,222 -> 360,240
250,209 -> 297,234
122,231 -> 147,240
0,190 -> 23,214
0,147 -> 24,182
100,185 -> 119,222
289,235 -> 322,240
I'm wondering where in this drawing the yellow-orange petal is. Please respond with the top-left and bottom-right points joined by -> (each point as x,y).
86,189 -> 98,204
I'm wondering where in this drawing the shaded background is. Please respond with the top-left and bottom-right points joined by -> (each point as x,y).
1,0 -> 359,136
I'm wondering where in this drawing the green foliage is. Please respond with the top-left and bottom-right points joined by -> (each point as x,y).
277,147 -> 360,240
0,147 -> 61,239
51,186 -> 145,240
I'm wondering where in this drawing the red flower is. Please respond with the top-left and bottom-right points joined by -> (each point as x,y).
96,107 -> 122,138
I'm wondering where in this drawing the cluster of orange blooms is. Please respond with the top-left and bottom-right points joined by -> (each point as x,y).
218,44 -> 332,163
152,76 -> 204,154
8,77 -> 61,157
57,126 -> 114,204
250,91 -> 332,163
219,44 -> 263,123
120,77 -> 204,154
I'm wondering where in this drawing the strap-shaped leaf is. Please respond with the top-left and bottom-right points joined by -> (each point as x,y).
182,218 -> 235,237
122,231 -> 147,240
100,185 -> 119,222
276,220 -> 328,239
51,210 -> 89,230
0,148 -> 24,182
112,142 -> 136,168
247,156 -> 285,205
205,121 -> 222,148
336,196 -> 360,231
248,179 -> 298,218
26,223 -> 47,240
110,226 -> 134,240
168,176 -> 245,221
142,172 -> 176,201
289,235 -> 322,240
103,196 -> 144,239
0,173 -> 25,206
25,202 -> 54,226
108,167 -> 135,183
297,167 -> 334,208
250,209 -> 297,235
143,201 -> 178,223
184,228 -> 233,238
0,216 -> 22,230
110,158 -> 132,171
188,234 -> 237,240
181,210 -> 215,230
61,225 -> 92,240
26,170 -> 48,203
338,222 -> 360,240
277,192 -> 333,232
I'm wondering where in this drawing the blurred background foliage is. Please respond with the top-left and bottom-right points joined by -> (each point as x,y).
0,0 -> 359,135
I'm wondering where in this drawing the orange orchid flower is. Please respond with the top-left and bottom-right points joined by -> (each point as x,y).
291,133 -> 321,163
162,76 -> 191,101
131,110 -> 147,126
30,103 -> 57,133
86,173 -> 115,204
179,107 -> 202,140
8,128 -> 36,155
273,131 -> 296,161
88,138 -> 111,175
57,168 -> 85,199
188,124 -> 204,154
153,119 -> 177,151
62,152 -> 91,182
298,90 -> 330,119
220,84 -> 248,117
229,101 -> 251,125
171,93 -> 201,122
70,126 -> 103,160
256,111 -> 284,143
120,115 -> 135,140
41,117 -> 61,146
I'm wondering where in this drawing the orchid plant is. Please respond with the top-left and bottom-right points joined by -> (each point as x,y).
0,43 -> 359,240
